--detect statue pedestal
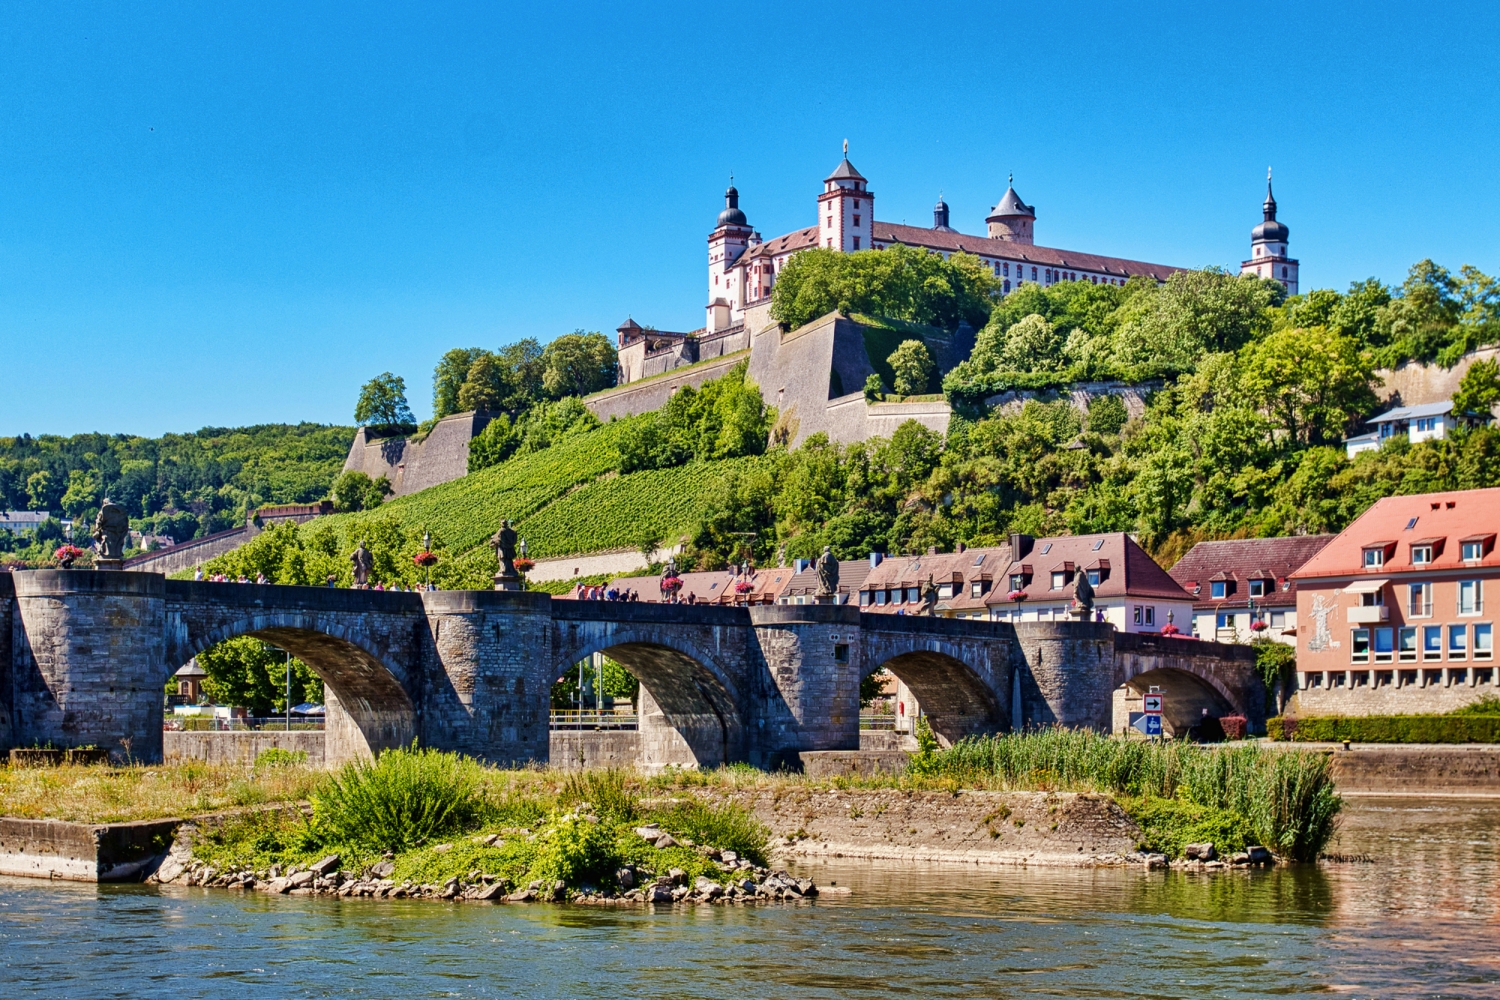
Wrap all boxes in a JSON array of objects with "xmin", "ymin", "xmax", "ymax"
[
  {"xmin": 813, "ymin": 593, "xmax": 838, "ymax": 605},
  {"xmin": 493, "ymin": 575, "xmax": 522, "ymax": 592},
  {"xmin": 1069, "ymin": 606, "xmax": 1090, "ymax": 621},
  {"xmin": 95, "ymin": 559, "xmax": 124, "ymax": 571}
]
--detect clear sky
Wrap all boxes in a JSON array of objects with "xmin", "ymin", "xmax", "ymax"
[{"xmin": 2, "ymin": 2, "xmax": 1497, "ymax": 437}]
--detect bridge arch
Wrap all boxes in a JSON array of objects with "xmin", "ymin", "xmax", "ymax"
[
  {"xmin": 172, "ymin": 612, "xmax": 416, "ymax": 764},
  {"xmin": 549, "ymin": 626, "xmax": 745, "ymax": 769},
  {"xmin": 864, "ymin": 636, "xmax": 1005, "ymax": 747},
  {"xmin": 1112, "ymin": 663, "xmax": 1240, "ymax": 738}
]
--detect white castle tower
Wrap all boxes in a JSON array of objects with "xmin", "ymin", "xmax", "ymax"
[
  {"xmin": 1240, "ymin": 169, "xmax": 1298, "ymax": 295},
  {"xmin": 816, "ymin": 140, "xmax": 873, "ymax": 252}
]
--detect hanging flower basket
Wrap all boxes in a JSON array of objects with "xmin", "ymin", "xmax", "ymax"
[
  {"xmin": 1007, "ymin": 590, "xmax": 1027, "ymax": 601},
  {"xmin": 734, "ymin": 580, "xmax": 754, "ymax": 594},
  {"xmin": 1249, "ymin": 619, "xmax": 1268, "ymax": 631},
  {"xmin": 1160, "ymin": 623, "xmax": 1182, "ymax": 636},
  {"xmin": 54, "ymin": 545, "xmax": 85, "ymax": 568},
  {"xmin": 413, "ymin": 550, "xmax": 439, "ymax": 568},
  {"xmin": 661, "ymin": 575, "xmax": 683, "ymax": 593},
  {"xmin": 514, "ymin": 557, "xmax": 535, "ymax": 574}
]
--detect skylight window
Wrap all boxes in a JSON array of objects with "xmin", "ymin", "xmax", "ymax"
[
  {"xmin": 1092, "ymin": 539, "xmax": 1105, "ymax": 550},
  {"xmin": 1405, "ymin": 517, "xmax": 1419, "ymax": 530},
  {"xmin": 1039, "ymin": 543, "xmax": 1053, "ymax": 555}
]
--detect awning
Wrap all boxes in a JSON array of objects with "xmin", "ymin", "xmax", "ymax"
[{"xmin": 1343, "ymin": 579, "xmax": 1388, "ymax": 594}]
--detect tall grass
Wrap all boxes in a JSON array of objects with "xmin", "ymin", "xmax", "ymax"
[
  {"xmin": 925, "ymin": 731, "xmax": 1341, "ymax": 861},
  {"xmin": 311, "ymin": 744, "xmax": 487, "ymax": 851}
]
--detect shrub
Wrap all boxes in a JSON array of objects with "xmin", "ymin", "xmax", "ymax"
[
  {"xmin": 648, "ymin": 799, "xmax": 771, "ymax": 866},
  {"xmin": 530, "ymin": 813, "xmax": 622, "ymax": 885},
  {"xmin": 560, "ymin": 769, "xmax": 639, "ymax": 824},
  {"xmin": 310, "ymin": 744, "xmax": 486, "ymax": 852},
  {"xmin": 1272, "ymin": 713, "xmax": 1500, "ymax": 743},
  {"xmin": 1122, "ymin": 797, "xmax": 1254, "ymax": 859},
  {"xmin": 254, "ymin": 748, "xmax": 308, "ymax": 768},
  {"xmin": 1219, "ymin": 715, "xmax": 1248, "ymax": 740}
]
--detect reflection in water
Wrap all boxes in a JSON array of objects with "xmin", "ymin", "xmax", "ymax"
[{"xmin": 0, "ymin": 796, "xmax": 1496, "ymax": 999}]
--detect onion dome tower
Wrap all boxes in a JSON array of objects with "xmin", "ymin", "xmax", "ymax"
[
  {"xmin": 933, "ymin": 193, "xmax": 956, "ymax": 232},
  {"xmin": 986, "ymin": 174, "xmax": 1036, "ymax": 244},
  {"xmin": 1239, "ymin": 168, "xmax": 1299, "ymax": 295},
  {"xmin": 707, "ymin": 176, "xmax": 754, "ymax": 330}
]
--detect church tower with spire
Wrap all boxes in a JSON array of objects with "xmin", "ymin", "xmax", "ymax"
[
  {"xmin": 1240, "ymin": 169, "xmax": 1298, "ymax": 295},
  {"xmin": 707, "ymin": 179, "xmax": 753, "ymax": 331}
]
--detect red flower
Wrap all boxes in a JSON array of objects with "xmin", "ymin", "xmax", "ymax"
[
  {"xmin": 413, "ymin": 551, "xmax": 439, "ymax": 568},
  {"xmin": 1160, "ymin": 623, "xmax": 1181, "ymax": 636},
  {"xmin": 1249, "ymin": 619, "xmax": 1268, "ymax": 631},
  {"xmin": 1007, "ymin": 590, "xmax": 1027, "ymax": 601},
  {"xmin": 53, "ymin": 545, "xmax": 84, "ymax": 565},
  {"xmin": 734, "ymin": 580, "xmax": 754, "ymax": 593},
  {"xmin": 514, "ymin": 558, "xmax": 535, "ymax": 573}
]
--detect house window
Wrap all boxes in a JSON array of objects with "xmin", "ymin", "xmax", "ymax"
[
  {"xmin": 1423, "ymin": 625, "xmax": 1443, "ymax": 660},
  {"xmin": 876, "ymin": 590, "xmax": 888, "ymax": 606},
  {"xmin": 1051, "ymin": 572, "xmax": 1066, "ymax": 590},
  {"xmin": 1133, "ymin": 606, "xmax": 1143, "ymax": 625},
  {"xmin": 1210, "ymin": 581, "xmax": 1227, "ymax": 599},
  {"xmin": 1003, "ymin": 263, "xmax": 1010, "ymax": 276},
  {"xmin": 1459, "ymin": 580, "xmax": 1482, "ymax": 615},
  {"xmin": 1031, "ymin": 267, "xmax": 1038, "ymax": 280},
  {"xmin": 852, "ymin": 237, "xmax": 861, "ymax": 250},
  {"xmin": 860, "ymin": 590, "xmax": 871, "ymax": 607},
  {"xmin": 1270, "ymin": 610, "xmax": 1287, "ymax": 628},
  {"xmin": 1144, "ymin": 607, "xmax": 1156, "ymax": 626},
  {"xmin": 1351, "ymin": 628, "xmax": 1371, "ymax": 663},
  {"xmin": 1409, "ymin": 582, "xmax": 1432, "ymax": 617},
  {"xmin": 971, "ymin": 581, "xmax": 984, "ymax": 598},
  {"xmin": 1087, "ymin": 570, "xmax": 1101, "ymax": 586},
  {"xmin": 1247, "ymin": 579, "xmax": 1264, "ymax": 597},
  {"xmin": 1373, "ymin": 626, "xmax": 1394, "ymax": 662},
  {"xmin": 1398, "ymin": 626, "xmax": 1417, "ymax": 661},
  {"xmin": 1411, "ymin": 545, "xmax": 1432, "ymax": 565},
  {"xmin": 1009, "ymin": 574, "xmax": 1025, "ymax": 592},
  {"xmin": 906, "ymin": 587, "xmax": 920, "ymax": 604},
  {"xmin": 1462, "ymin": 541, "xmax": 1483, "ymax": 561},
  {"xmin": 1476, "ymin": 623, "xmax": 1494, "ymax": 661},
  {"xmin": 1216, "ymin": 612, "xmax": 1233, "ymax": 628},
  {"xmin": 1449, "ymin": 624, "xmax": 1469, "ymax": 660},
  {"xmin": 1039, "ymin": 543, "xmax": 1052, "ymax": 555},
  {"xmin": 1363, "ymin": 547, "xmax": 1385, "ymax": 568}
]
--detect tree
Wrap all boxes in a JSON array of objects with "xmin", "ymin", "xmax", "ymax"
[
  {"xmin": 198, "ymin": 636, "xmax": 322, "ymax": 716},
  {"xmin": 997, "ymin": 314, "xmax": 1065, "ymax": 372},
  {"xmin": 25, "ymin": 470, "xmax": 52, "ymax": 511},
  {"xmin": 768, "ymin": 244, "xmax": 996, "ymax": 331},
  {"xmin": 59, "ymin": 469, "xmax": 102, "ymax": 520},
  {"xmin": 541, "ymin": 331, "xmax": 617, "ymax": 399},
  {"xmin": 330, "ymin": 470, "xmax": 392, "ymax": 513},
  {"xmin": 432, "ymin": 348, "xmax": 488, "ymax": 419},
  {"xmin": 1114, "ymin": 268, "xmax": 1282, "ymax": 378},
  {"xmin": 457, "ymin": 353, "xmax": 506, "ymax": 412},
  {"xmin": 1453, "ymin": 358, "xmax": 1500, "ymax": 425},
  {"xmin": 888, "ymin": 340, "xmax": 935, "ymax": 396},
  {"xmin": 354, "ymin": 372, "xmax": 415, "ymax": 427},
  {"xmin": 1086, "ymin": 393, "xmax": 1129, "ymax": 435},
  {"xmin": 863, "ymin": 373, "xmax": 884, "ymax": 402},
  {"xmin": 1241, "ymin": 326, "xmax": 1378, "ymax": 446}
]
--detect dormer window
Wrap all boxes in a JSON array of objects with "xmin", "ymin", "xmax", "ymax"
[
  {"xmin": 1050, "ymin": 571, "xmax": 1066, "ymax": 590},
  {"xmin": 1249, "ymin": 579, "xmax": 1266, "ymax": 597},
  {"xmin": 1087, "ymin": 570, "xmax": 1101, "ymax": 586},
  {"xmin": 1210, "ymin": 581, "xmax": 1228, "ymax": 599},
  {"xmin": 1412, "ymin": 545, "xmax": 1433, "ymax": 565},
  {"xmin": 1463, "ymin": 541, "xmax": 1484, "ymax": 561},
  {"xmin": 1364, "ymin": 547, "xmax": 1385, "ymax": 568},
  {"xmin": 1009, "ymin": 574, "xmax": 1025, "ymax": 592}
]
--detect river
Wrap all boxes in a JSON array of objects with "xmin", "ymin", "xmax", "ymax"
[{"xmin": 1, "ymin": 795, "xmax": 1496, "ymax": 999}]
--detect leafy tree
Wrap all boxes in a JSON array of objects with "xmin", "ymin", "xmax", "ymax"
[
  {"xmin": 495, "ymin": 338, "xmax": 546, "ymax": 410},
  {"xmin": 354, "ymin": 372, "xmax": 415, "ymax": 427},
  {"xmin": 457, "ymin": 353, "xmax": 506, "ymax": 412},
  {"xmin": 59, "ymin": 470, "xmax": 102, "ymax": 520},
  {"xmin": 466, "ymin": 413, "xmax": 519, "ymax": 472},
  {"xmin": 863, "ymin": 373, "xmax": 884, "ymax": 402},
  {"xmin": 1086, "ymin": 394, "xmax": 1129, "ymax": 435},
  {"xmin": 1114, "ymin": 269, "xmax": 1282, "ymax": 378},
  {"xmin": 541, "ymin": 331, "xmax": 617, "ymax": 399},
  {"xmin": 330, "ymin": 470, "xmax": 392, "ymax": 513},
  {"xmin": 769, "ymin": 244, "xmax": 997, "ymax": 331},
  {"xmin": 617, "ymin": 362, "xmax": 772, "ymax": 473},
  {"xmin": 197, "ymin": 636, "xmax": 322, "ymax": 716},
  {"xmin": 25, "ymin": 470, "xmax": 52, "ymax": 510},
  {"xmin": 1453, "ymin": 358, "xmax": 1500, "ymax": 425},
  {"xmin": 1240, "ymin": 326, "xmax": 1378, "ymax": 446},
  {"xmin": 887, "ymin": 340, "xmax": 935, "ymax": 396},
  {"xmin": 432, "ymin": 348, "xmax": 488, "ymax": 420}
]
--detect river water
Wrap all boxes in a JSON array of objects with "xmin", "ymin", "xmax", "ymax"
[{"xmin": 1, "ymin": 796, "xmax": 1497, "ymax": 999}]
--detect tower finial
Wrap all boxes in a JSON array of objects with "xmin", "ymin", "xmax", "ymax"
[
  {"xmin": 843, "ymin": 138, "xmax": 848, "ymax": 157},
  {"xmin": 1008, "ymin": 171, "xmax": 1013, "ymax": 186}
]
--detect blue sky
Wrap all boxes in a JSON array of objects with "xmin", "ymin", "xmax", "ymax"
[{"xmin": 2, "ymin": 2, "xmax": 1497, "ymax": 436}]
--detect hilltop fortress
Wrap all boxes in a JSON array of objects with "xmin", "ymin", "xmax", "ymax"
[{"xmin": 586, "ymin": 148, "xmax": 1297, "ymax": 447}]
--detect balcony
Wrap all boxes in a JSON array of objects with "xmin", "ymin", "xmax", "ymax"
[{"xmin": 1348, "ymin": 605, "xmax": 1390, "ymax": 624}]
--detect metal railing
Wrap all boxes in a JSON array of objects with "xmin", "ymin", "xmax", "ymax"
[
  {"xmin": 163, "ymin": 717, "xmax": 325, "ymax": 732},
  {"xmin": 859, "ymin": 712, "xmax": 896, "ymax": 730},
  {"xmin": 549, "ymin": 710, "xmax": 639, "ymax": 731}
]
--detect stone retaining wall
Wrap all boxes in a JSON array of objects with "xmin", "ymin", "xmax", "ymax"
[
  {"xmin": 0, "ymin": 816, "xmax": 181, "ymax": 882},
  {"xmin": 548, "ymin": 729, "xmax": 641, "ymax": 770},
  {"xmin": 164, "ymin": 730, "xmax": 327, "ymax": 767}
]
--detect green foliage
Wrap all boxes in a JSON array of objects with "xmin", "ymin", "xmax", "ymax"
[
  {"xmin": 1451, "ymin": 694, "xmax": 1500, "ymax": 716},
  {"xmin": 863, "ymin": 373, "xmax": 884, "ymax": 402},
  {"xmin": 1273, "ymin": 713, "xmax": 1500, "ymax": 743},
  {"xmin": 1086, "ymin": 394, "xmax": 1128, "ymax": 435},
  {"xmin": 467, "ymin": 398, "xmax": 601, "ymax": 474},
  {"xmin": 919, "ymin": 730, "xmax": 1340, "ymax": 861},
  {"xmin": 1240, "ymin": 326, "xmax": 1378, "ymax": 445},
  {"xmin": 1121, "ymin": 796, "xmax": 1254, "ymax": 859},
  {"xmin": 197, "ymin": 636, "xmax": 322, "ymax": 715},
  {"xmin": 649, "ymin": 799, "xmax": 770, "ymax": 865},
  {"xmin": 457, "ymin": 352, "xmax": 507, "ymax": 412},
  {"xmin": 541, "ymin": 331, "xmax": 618, "ymax": 399},
  {"xmin": 1453, "ymin": 358, "xmax": 1500, "ymax": 424},
  {"xmin": 1251, "ymin": 638, "xmax": 1297, "ymax": 691},
  {"xmin": 769, "ymin": 244, "xmax": 998, "ymax": 331},
  {"xmin": 354, "ymin": 372, "xmax": 415, "ymax": 427},
  {"xmin": 887, "ymin": 339, "xmax": 935, "ymax": 396},
  {"xmin": 311, "ymin": 744, "xmax": 487, "ymax": 852},
  {"xmin": 330, "ymin": 470, "xmax": 392, "ymax": 513},
  {"xmin": 616, "ymin": 362, "xmax": 772, "ymax": 473},
  {"xmin": 255, "ymin": 748, "xmax": 309, "ymax": 768},
  {"xmin": 530, "ymin": 813, "xmax": 622, "ymax": 885}
]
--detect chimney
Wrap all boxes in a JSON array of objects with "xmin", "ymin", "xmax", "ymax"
[
  {"xmin": 1009, "ymin": 533, "xmax": 1034, "ymax": 559},
  {"xmin": 956, "ymin": 542, "xmax": 966, "ymax": 553},
  {"xmin": 926, "ymin": 546, "xmax": 938, "ymax": 556},
  {"xmin": 869, "ymin": 552, "xmax": 883, "ymax": 568}
]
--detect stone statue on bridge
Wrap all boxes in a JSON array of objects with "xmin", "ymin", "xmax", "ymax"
[
  {"xmin": 917, "ymin": 575, "xmax": 938, "ymax": 616},
  {"xmin": 492, "ymin": 519, "xmax": 520, "ymax": 590},
  {"xmin": 815, "ymin": 546, "xmax": 839, "ymax": 601},
  {"xmin": 350, "ymin": 541, "xmax": 373, "ymax": 588},
  {"xmin": 91, "ymin": 498, "xmax": 130, "ymax": 568},
  {"xmin": 1072, "ymin": 569, "xmax": 1095, "ymax": 619}
]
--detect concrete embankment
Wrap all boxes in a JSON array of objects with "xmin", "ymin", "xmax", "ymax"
[
  {"xmin": 1314, "ymin": 744, "xmax": 1500, "ymax": 795},
  {"xmin": 0, "ymin": 816, "xmax": 181, "ymax": 882}
]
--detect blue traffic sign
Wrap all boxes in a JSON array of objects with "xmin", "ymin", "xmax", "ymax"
[{"xmin": 1145, "ymin": 714, "xmax": 1163, "ymax": 736}]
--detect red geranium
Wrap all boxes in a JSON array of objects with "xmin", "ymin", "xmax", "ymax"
[
  {"xmin": 54, "ymin": 545, "xmax": 85, "ymax": 567},
  {"xmin": 1249, "ymin": 619, "xmax": 1268, "ymax": 631},
  {"xmin": 514, "ymin": 557, "xmax": 535, "ymax": 573},
  {"xmin": 1160, "ymin": 623, "xmax": 1181, "ymax": 635},
  {"xmin": 413, "ymin": 550, "xmax": 439, "ymax": 568},
  {"xmin": 734, "ymin": 580, "xmax": 754, "ymax": 593},
  {"xmin": 1007, "ymin": 590, "xmax": 1027, "ymax": 601}
]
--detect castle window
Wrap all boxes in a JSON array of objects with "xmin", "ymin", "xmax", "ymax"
[
  {"xmin": 1282, "ymin": 267, "xmax": 1288, "ymax": 278},
  {"xmin": 853, "ymin": 215, "xmax": 860, "ymax": 227},
  {"xmin": 1003, "ymin": 263, "xmax": 1009, "ymax": 276},
  {"xmin": 1003, "ymin": 280, "xmax": 1011, "ymax": 293},
  {"xmin": 853, "ymin": 237, "xmax": 860, "ymax": 249},
  {"xmin": 1032, "ymin": 267, "xmax": 1038, "ymax": 280},
  {"xmin": 854, "ymin": 200, "xmax": 860, "ymax": 209}
]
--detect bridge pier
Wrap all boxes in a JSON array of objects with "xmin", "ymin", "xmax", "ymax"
[
  {"xmin": 11, "ymin": 571, "xmax": 168, "ymax": 763},
  {"xmin": 1012, "ymin": 621, "xmax": 1118, "ymax": 731},
  {"xmin": 748, "ymin": 604, "xmax": 863, "ymax": 767}
]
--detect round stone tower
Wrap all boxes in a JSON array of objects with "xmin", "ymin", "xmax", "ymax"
[{"xmin": 986, "ymin": 174, "xmax": 1036, "ymax": 244}]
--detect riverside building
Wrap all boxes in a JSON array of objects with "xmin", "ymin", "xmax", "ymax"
[{"xmin": 1289, "ymin": 488, "xmax": 1500, "ymax": 714}]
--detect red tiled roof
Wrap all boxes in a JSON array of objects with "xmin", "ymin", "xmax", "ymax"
[
  {"xmin": 593, "ymin": 567, "xmax": 795, "ymax": 605},
  {"xmin": 873, "ymin": 223, "xmax": 1183, "ymax": 280},
  {"xmin": 857, "ymin": 546, "xmax": 1010, "ymax": 614},
  {"xmin": 1167, "ymin": 535, "xmax": 1334, "ymax": 609},
  {"xmin": 779, "ymin": 559, "xmax": 875, "ymax": 601},
  {"xmin": 1291, "ymin": 489, "xmax": 1500, "ymax": 579},
  {"xmin": 985, "ymin": 533, "xmax": 1190, "ymax": 606}
]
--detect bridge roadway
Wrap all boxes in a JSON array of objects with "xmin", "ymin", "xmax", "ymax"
[{"xmin": 0, "ymin": 571, "xmax": 1262, "ymax": 767}]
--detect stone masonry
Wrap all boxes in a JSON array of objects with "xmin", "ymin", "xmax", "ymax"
[{"xmin": 3, "ymin": 570, "xmax": 1263, "ymax": 767}]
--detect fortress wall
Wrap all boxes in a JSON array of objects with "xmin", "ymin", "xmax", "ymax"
[
  {"xmin": 1377, "ymin": 347, "xmax": 1498, "ymax": 407},
  {"xmin": 583, "ymin": 351, "xmax": 748, "ymax": 422},
  {"xmin": 341, "ymin": 410, "xmax": 494, "ymax": 498}
]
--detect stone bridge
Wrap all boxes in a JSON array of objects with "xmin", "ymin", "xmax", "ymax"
[{"xmin": 0, "ymin": 571, "xmax": 1262, "ymax": 767}]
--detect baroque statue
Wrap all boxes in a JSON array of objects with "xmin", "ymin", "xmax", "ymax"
[
  {"xmin": 350, "ymin": 541, "xmax": 373, "ymax": 588},
  {"xmin": 1073, "ymin": 569, "xmax": 1095, "ymax": 615},
  {"xmin": 91, "ymin": 498, "xmax": 130, "ymax": 564},
  {"xmin": 918, "ymin": 575, "xmax": 938, "ymax": 616},
  {"xmin": 815, "ymin": 546, "xmax": 839, "ymax": 597},
  {"xmin": 492, "ymin": 520, "xmax": 519, "ymax": 581}
]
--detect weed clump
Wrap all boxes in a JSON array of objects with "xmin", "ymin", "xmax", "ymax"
[{"xmin": 311, "ymin": 743, "xmax": 486, "ymax": 852}]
